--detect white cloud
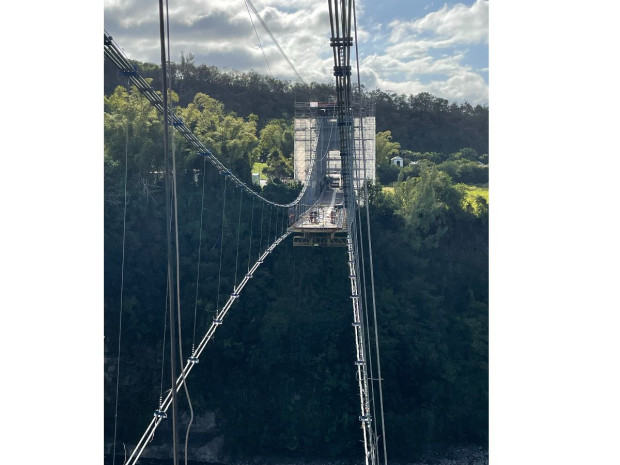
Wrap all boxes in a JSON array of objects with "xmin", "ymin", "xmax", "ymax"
[
  {"xmin": 104, "ymin": 0, "xmax": 488, "ymax": 104},
  {"xmin": 389, "ymin": 0, "xmax": 489, "ymax": 46},
  {"xmin": 363, "ymin": 68, "xmax": 487, "ymax": 105},
  {"xmin": 360, "ymin": 49, "xmax": 487, "ymax": 104},
  {"xmin": 360, "ymin": 0, "xmax": 489, "ymax": 104}
]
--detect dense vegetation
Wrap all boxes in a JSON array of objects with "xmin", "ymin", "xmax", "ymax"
[
  {"xmin": 105, "ymin": 54, "xmax": 488, "ymax": 155},
  {"xmin": 104, "ymin": 58, "xmax": 488, "ymax": 462}
]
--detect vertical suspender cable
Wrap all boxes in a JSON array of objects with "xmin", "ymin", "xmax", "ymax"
[
  {"xmin": 357, "ymin": 204, "xmax": 379, "ymax": 448},
  {"xmin": 233, "ymin": 189, "xmax": 244, "ymax": 289},
  {"xmin": 329, "ymin": 2, "xmax": 378, "ymax": 464},
  {"xmin": 157, "ymin": 1, "xmax": 179, "ymax": 462},
  {"xmin": 267, "ymin": 205, "xmax": 273, "ymax": 252},
  {"xmin": 353, "ymin": 2, "xmax": 387, "ymax": 463},
  {"xmin": 247, "ymin": 196, "xmax": 255, "ymax": 272},
  {"xmin": 164, "ymin": 3, "xmax": 195, "ymax": 462},
  {"xmin": 192, "ymin": 157, "xmax": 208, "ymax": 351},
  {"xmin": 258, "ymin": 200, "xmax": 265, "ymax": 259},
  {"xmin": 164, "ymin": 0, "xmax": 187, "ymax": 377},
  {"xmin": 111, "ymin": 76, "xmax": 131, "ymax": 465},
  {"xmin": 216, "ymin": 178, "xmax": 229, "ymax": 312},
  {"xmin": 159, "ymin": 277, "xmax": 169, "ymax": 409},
  {"xmin": 165, "ymin": 2, "xmax": 197, "ymax": 455}
]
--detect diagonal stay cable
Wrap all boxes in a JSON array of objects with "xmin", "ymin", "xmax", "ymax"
[
  {"xmin": 244, "ymin": 0, "xmax": 305, "ymax": 84},
  {"xmin": 244, "ymin": 0, "xmax": 273, "ymax": 77}
]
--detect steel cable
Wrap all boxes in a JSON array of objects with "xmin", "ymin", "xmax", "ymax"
[
  {"xmin": 111, "ymin": 76, "xmax": 131, "ymax": 465},
  {"xmin": 244, "ymin": 0, "xmax": 272, "ymax": 77},
  {"xmin": 247, "ymin": 196, "xmax": 256, "ymax": 272},
  {"xmin": 192, "ymin": 157, "xmax": 208, "ymax": 352},
  {"xmin": 353, "ymin": 2, "xmax": 387, "ymax": 463},
  {"xmin": 233, "ymin": 189, "xmax": 244, "ymax": 289},
  {"xmin": 216, "ymin": 178, "xmax": 229, "ymax": 313}
]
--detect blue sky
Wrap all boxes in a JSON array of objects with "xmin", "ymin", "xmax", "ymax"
[{"xmin": 104, "ymin": 0, "xmax": 488, "ymax": 105}]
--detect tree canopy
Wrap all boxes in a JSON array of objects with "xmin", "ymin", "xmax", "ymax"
[{"xmin": 104, "ymin": 60, "xmax": 488, "ymax": 462}]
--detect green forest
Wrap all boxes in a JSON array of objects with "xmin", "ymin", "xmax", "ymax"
[{"xmin": 104, "ymin": 58, "xmax": 488, "ymax": 462}]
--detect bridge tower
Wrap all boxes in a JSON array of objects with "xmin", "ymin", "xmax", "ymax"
[
  {"xmin": 291, "ymin": 100, "xmax": 375, "ymax": 247},
  {"xmin": 294, "ymin": 100, "xmax": 375, "ymax": 197}
]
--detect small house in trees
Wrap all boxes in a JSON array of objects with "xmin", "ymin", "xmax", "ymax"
[{"xmin": 390, "ymin": 155, "xmax": 403, "ymax": 167}]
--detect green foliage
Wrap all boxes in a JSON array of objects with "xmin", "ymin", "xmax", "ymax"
[
  {"xmin": 376, "ymin": 130, "xmax": 401, "ymax": 166},
  {"xmin": 104, "ymin": 70, "xmax": 488, "ymax": 462},
  {"xmin": 252, "ymin": 161, "xmax": 268, "ymax": 181},
  {"xmin": 394, "ymin": 162, "xmax": 461, "ymax": 248},
  {"xmin": 104, "ymin": 84, "xmax": 164, "ymax": 178},
  {"xmin": 369, "ymin": 90, "xmax": 489, "ymax": 155},
  {"xmin": 456, "ymin": 184, "xmax": 489, "ymax": 217},
  {"xmin": 252, "ymin": 119, "xmax": 295, "ymax": 181},
  {"xmin": 437, "ymin": 158, "xmax": 488, "ymax": 185},
  {"xmin": 254, "ymin": 119, "xmax": 293, "ymax": 161},
  {"xmin": 411, "ymin": 150, "xmax": 446, "ymax": 164},
  {"xmin": 176, "ymin": 93, "xmax": 258, "ymax": 179},
  {"xmin": 376, "ymin": 163, "xmax": 400, "ymax": 185},
  {"xmin": 397, "ymin": 163, "xmax": 422, "ymax": 182},
  {"xmin": 105, "ymin": 59, "xmax": 488, "ymax": 156},
  {"xmin": 262, "ymin": 150, "xmax": 293, "ymax": 181}
]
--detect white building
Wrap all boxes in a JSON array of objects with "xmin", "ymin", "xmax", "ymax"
[{"xmin": 391, "ymin": 155, "xmax": 404, "ymax": 167}]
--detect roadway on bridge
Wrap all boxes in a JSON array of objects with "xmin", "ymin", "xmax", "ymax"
[{"xmin": 291, "ymin": 187, "xmax": 345, "ymax": 232}]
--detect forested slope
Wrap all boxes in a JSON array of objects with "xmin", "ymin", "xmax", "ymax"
[
  {"xmin": 104, "ymin": 56, "xmax": 488, "ymax": 155},
  {"xmin": 104, "ymin": 59, "xmax": 488, "ymax": 462}
]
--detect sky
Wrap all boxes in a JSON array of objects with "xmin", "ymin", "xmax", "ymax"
[{"xmin": 104, "ymin": 0, "xmax": 489, "ymax": 105}]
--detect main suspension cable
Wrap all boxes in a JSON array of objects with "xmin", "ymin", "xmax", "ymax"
[{"xmin": 105, "ymin": 31, "xmax": 319, "ymax": 211}]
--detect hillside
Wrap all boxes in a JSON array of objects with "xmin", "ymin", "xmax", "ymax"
[
  {"xmin": 104, "ymin": 59, "xmax": 488, "ymax": 463},
  {"xmin": 104, "ymin": 56, "xmax": 488, "ymax": 155}
]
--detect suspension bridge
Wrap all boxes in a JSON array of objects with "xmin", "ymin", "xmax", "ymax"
[{"xmin": 104, "ymin": 1, "xmax": 387, "ymax": 464}]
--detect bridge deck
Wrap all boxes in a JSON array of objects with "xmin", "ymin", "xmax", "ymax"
[{"xmin": 290, "ymin": 188, "xmax": 346, "ymax": 232}]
